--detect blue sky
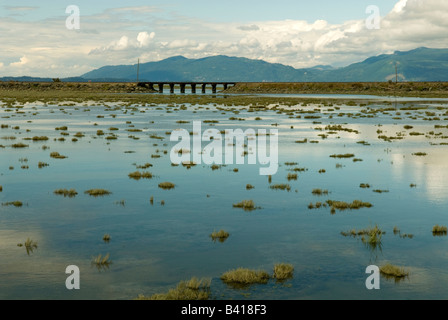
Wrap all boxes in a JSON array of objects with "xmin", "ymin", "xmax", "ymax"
[
  {"xmin": 1, "ymin": 0, "xmax": 447, "ymax": 77},
  {"xmin": 2, "ymin": 1, "xmax": 396, "ymax": 23}
]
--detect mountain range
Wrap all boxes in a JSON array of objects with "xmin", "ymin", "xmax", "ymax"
[{"xmin": 3, "ymin": 47, "xmax": 448, "ymax": 83}]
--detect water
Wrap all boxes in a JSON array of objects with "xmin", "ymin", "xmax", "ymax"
[{"xmin": 0, "ymin": 97, "xmax": 447, "ymax": 300}]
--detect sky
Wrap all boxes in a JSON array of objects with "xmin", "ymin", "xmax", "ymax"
[{"xmin": 1, "ymin": 0, "xmax": 448, "ymax": 77}]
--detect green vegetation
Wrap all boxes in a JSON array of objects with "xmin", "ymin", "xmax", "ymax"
[
  {"xmin": 210, "ymin": 230, "xmax": 230, "ymax": 242},
  {"xmin": 50, "ymin": 152, "xmax": 67, "ymax": 159},
  {"xmin": 54, "ymin": 189, "xmax": 78, "ymax": 198},
  {"xmin": 85, "ymin": 189, "xmax": 112, "ymax": 197},
  {"xmin": 92, "ymin": 253, "xmax": 112, "ymax": 270},
  {"xmin": 327, "ymin": 200, "xmax": 373, "ymax": 211},
  {"xmin": 312, "ymin": 189, "xmax": 329, "ymax": 195},
  {"xmin": 103, "ymin": 234, "xmax": 111, "ymax": 242},
  {"xmin": 273, "ymin": 264, "xmax": 294, "ymax": 281},
  {"xmin": 330, "ymin": 154, "xmax": 355, "ymax": 159},
  {"xmin": 2, "ymin": 201, "xmax": 23, "ymax": 207},
  {"xmin": 128, "ymin": 171, "xmax": 153, "ymax": 180},
  {"xmin": 432, "ymin": 225, "xmax": 447, "ymax": 236},
  {"xmin": 270, "ymin": 184, "xmax": 291, "ymax": 191},
  {"xmin": 233, "ymin": 200, "xmax": 257, "ymax": 211},
  {"xmin": 380, "ymin": 264, "xmax": 409, "ymax": 280},
  {"xmin": 136, "ymin": 277, "xmax": 211, "ymax": 300},
  {"xmin": 158, "ymin": 182, "xmax": 176, "ymax": 190},
  {"xmin": 220, "ymin": 268, "xmax": 270, "ymax": 286}
]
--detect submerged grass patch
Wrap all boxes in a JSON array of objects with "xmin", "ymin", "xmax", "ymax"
[
  {"xmin": 136, "ymin": 277, "xmax": 211, "ymax": 300},
  {"xmin": 158, "ymin": 182, "xmax": 175, "ymax": 190},
  {"xmin": 210, "ymin": 230, "xmax": 230, "ymax": 242},
  {"xmin": 221, "ymin": 268, "xmax": 270, "ymax": 286},
  {"xmin": 233, "ymin": 200, "xmax": 257, "ymax": 211},
  {"xmin": 380, "ymin": 264, "xmax": 409, "ymax": 280},
  {"xmin": 54, "ymin": 189, "xmax": 78, "ymax": 198},
  {"xmin": 128, "ymin": 171, "xmax": 153, "ymax": 180},
  {"xmin": 85, "ymin": 189, "xmax": 112, "ymax": 197},
  {"xmin": 270, "ymin": 184, "xmax": 291, "ymax": 191},
  {"xmin": 432, "ymin": 225, "xmax": 447, "ymax": 236},
  {"xmin": 91, "ymin": 253, "xmax": 112, "ymax": 270},
  {"xmin": 50, "ymin": 152, "xmax": 67, "ymax": 159},
  {"xmin": 327, "ymin": 200, "xmax": 373, "ymax": 211},
  {"xmin": 2, "ymin": 201, "xmax": 23, "ymax": 207},
  {"xmin": 273, "ymin": 263, "xmax": 294, "ymax": 281}
]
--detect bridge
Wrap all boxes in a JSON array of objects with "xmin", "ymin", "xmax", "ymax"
[{"xmin": 137, "ymin": 82, "xmax": 237, "ymax": 94}]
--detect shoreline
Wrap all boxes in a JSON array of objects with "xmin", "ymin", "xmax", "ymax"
[{"xmin": 1, "ymin": 81, "xmax": 448, "ymax": 101}]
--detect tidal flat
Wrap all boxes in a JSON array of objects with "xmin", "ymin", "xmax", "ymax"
[{"xmin": 1, "ymin": 88, "xmax": 448, "ymax": 300}]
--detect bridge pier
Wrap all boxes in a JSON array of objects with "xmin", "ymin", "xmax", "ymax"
[
  {"xmin": 169, "ymin": 83, "xmax": 175, "ymax": 94},
  {"xmin": 158, "ymin": 83, "xmax": 164, "ymax": 93},
  {"xmin": 191, "ymin": 84, "xmax": 197, "ymax": 94},
  {"xmin": 202, "ymin": 84, "xmax": 207, "ymax": 94},
  {"xmin": 212, "ymin": 84, "xmax": 217, "ymax": 94},
  {"xmin": 180, "ymin": 84, "xmax": 186, "ymax": 94}
]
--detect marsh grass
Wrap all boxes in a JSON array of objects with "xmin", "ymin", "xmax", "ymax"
[
  {"xmin": 432, "ymin": 225, "xmax": 448, "ymax": 236},
  {"xmin": 158, "ymin": 182, "xmax": 175, "ymax": 190},
  {"xmin": 136, "ymin": 277, "xmax": 211, "ymax": 300},
  {"xmin": 270, "ymin": 184, "xmax": 291, "ymax": 191},
  {"xmin": 341, "ymin": 225, "xmax": 384, "ymax": 251},
  {"xmin": 2, "ymin": 201, "xmax": 23, "ymax": 207},
  {"xmin": 92, "ymin": 253, "xmax": 112, "ymax": 271},
  {"xmin": 210, "ymin": 230, "xmax": 230, "ymax": 243},
  {"xmin": 54, "ymin": 189, "xmax": 78, "ymax": 198},
  {"xmin": 312, "ymin": 189, "xmax": 329, "ymax": 196},
  {"xmin": 50, "ymin": 152, "xmax": 67, "ymax": 159},
  {"xmin": 273, "ymin": 263, "xmax": 294, "ymax": 281},
  {"xmin": 233, "ymin": 200, "xmax": 257, "ymax": 211},
  {"xmin": 287, "ymin": 173, "xmax": 298, "ymax": 181},
  {"xmin": 380, "ymin": 264, "xmax": 409, "ymax": 282},
  {"xmin": 128, "ymin": 171, "xmax": 153, "ymax": 180},
  {"xmin": 327, "ymin": 200, "xmax": 373, "ymax": 211},
  {"xmin": 330, "ymin": 153, "xmax": 355, "ymax": 159},
  {"xmin": 246, "ymin": 184, "xmax": 255, "ymax": 190},
  {"xmin": 103, "ymin": 234, "xmax": 111, "ymax": 243},
  {"xmin": 11, "ymin": 143, "xmax": 29, "ymax": 148},
  {"xmin": 21, "ymin": 238, "xmax": 38, "ymax": 255},
  {"xmin": 220, "ymin": 268, "xmax": 270, "ymax": 287},
  {"xmin": 85, "ymin": 189, "xmax": 112, "ymax": 197}
]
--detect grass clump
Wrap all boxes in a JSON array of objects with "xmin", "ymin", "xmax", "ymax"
[
  {"xmin": 270, "ymin": 184, "xmax": 291, "ymax": 191},
  {"xmin": 50, "ymin": 152, "xmax": 67, "ymax": 159},
  {"xmin": 432, "ymin": 225, "xmax": 447, "ymax": 236},
  {"xmin": 210, "ymin": 230, "xmax": 230, "ymax": 242},
  {"xmin": 92, "ymin": 253, "xmax": 112, "ymax": 270},
  {"xmin": 11, "ymin": 143, "xmax": 29, "ymax": 148},
  {"xmin": 327, "ymin": 200, "xmax": 373, "ymax": 211},
  {"xmin": 233, "ymin": 200, "xmax": 257, "ymax": 211},
  {"xmin": 2, "ymin": 201, "xmax": 23, "ymax": 207},
  {"xmin": 312, "ymin": 189, "xmax": 329, "ymax": 195},
  {"xmin": 380, "ymin": 264, "xmax": 409, "ymax": 280},
  {"xmin": 85, "ymin": 189, "xmax": 112, "ymax": 197},
  {"xmin": 54, "ymin": 189, "xmax": 78, "ymax": 198},
  {"xmin": 103, "ymin": 234, "xmax": 111, "ymax": 242},
  {"xmin": 412, "ymin": 152, "xmax": 427, "ymax": 156},
  {"xmin": 19, "ymin": 238, "xmax": 38, "ymax": 255},
  {"xmin": 128, "ymin": 171, "xmax": 153, "ymax": 180},
  {"xmin": 136, "ymin": 277, "xmax": 211, "ymax": 300},
  {"xmin": 330, "ymin": 153, "xmax": 355, "ymax": 159},
  {"xmin": 158, "ymin": 182, "xmax": 175, "ymax": 190},
  {"xmin": 246, "ymin": 184, "xmax": 255, "ymax": 190},
  {"xmin": 221, "ymin": 268, "xmax": 270, "ymax": 286},
  {"xmin": 273, "ymin": 263, "xmax": 294, "ymax": 281}
]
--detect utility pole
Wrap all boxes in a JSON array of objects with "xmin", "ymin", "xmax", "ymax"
[
  {"xmin": 137, "ymin": 58, "xmax": 140, "ymax": 83},
  {"xmin": 395, "ymin": 62, "xmax": 398, "ymax": 84}
]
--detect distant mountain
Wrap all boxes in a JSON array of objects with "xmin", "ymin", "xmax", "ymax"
[
  {"xmin": 80, "ymin": 47, "xmax": 448, "ymax": 82},
  {"xmin": 2, "ymin": 47, "xmax": 447, "ymax": 83}
]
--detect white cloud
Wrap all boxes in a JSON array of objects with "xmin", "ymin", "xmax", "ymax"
[{"xmin": 1, "ymin": 0, "xmax": 448, "ymax": 77}]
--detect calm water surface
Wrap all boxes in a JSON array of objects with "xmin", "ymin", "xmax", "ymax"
[{"xmin": 0, "ymin": 96, "xmax": 447, "ymax": 300}]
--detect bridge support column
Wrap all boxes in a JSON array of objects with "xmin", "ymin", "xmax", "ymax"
[
  {"xmin": 212, "ymin": 84, "xmax": 217, "ymax": 94},
  {"xmin": 180, "ymin": 84, "xmax": 186, "ymax": 94},
  {"xmin": 223, "ymin": 84, "xmax": 228, "ymax": 90},
  {"xmin": 158, "ymin": 83, "xmax": 164, "ymax": 93},
  {"xmin": 191, "ymin": 84, "xmax": 196, "ymax": 94},
  {"xmin": 202, "ymin": 84, "xmax": 207, "ymax": 94},
  {"xmin": 148, "ymin": 83, "xmax": 155, "ymax": 91},
  {"xmin": 169, "ymin": 83, "xmax": 175, "ymax": 94}
]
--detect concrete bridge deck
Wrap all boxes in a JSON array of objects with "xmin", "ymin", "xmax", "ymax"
[{"xmin": 137, "ymin": 82, "xmax": 237, "ymax": 93}]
